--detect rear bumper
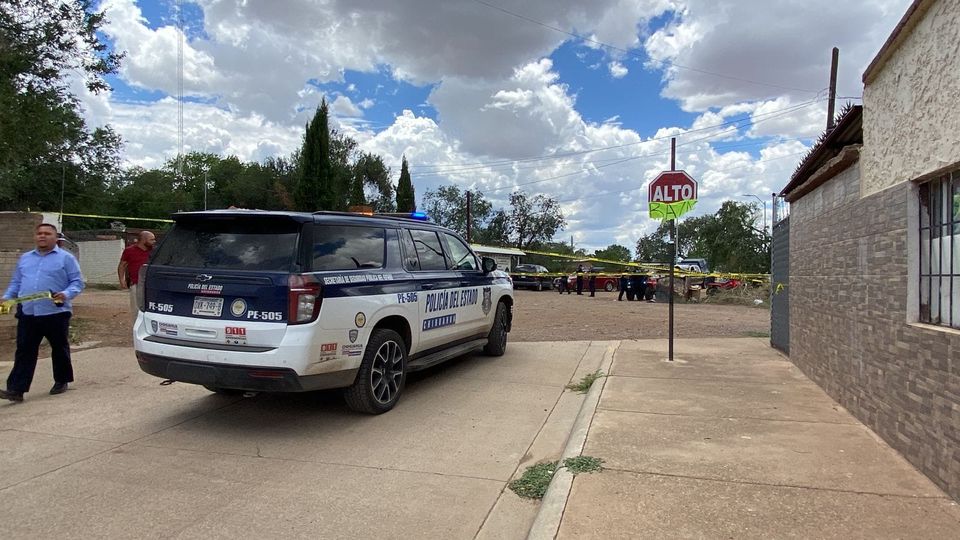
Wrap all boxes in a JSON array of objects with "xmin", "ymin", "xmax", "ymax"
[{"xmin": 135, "ymin": 351, "xmax": 358, "ymax": 392}]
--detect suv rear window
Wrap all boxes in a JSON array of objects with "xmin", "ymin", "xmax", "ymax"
[
  {"xmin": 152, "ymin": 218, "xmax": 301, "ymax": 271},
  {"xmin": 312, "ymin": 225, "xmax": 385, "ymax": 270}
]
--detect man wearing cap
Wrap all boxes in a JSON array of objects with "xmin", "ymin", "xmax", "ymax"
[
  {"xmin": 118, "ymin": 231, "xmax": 156, "ymax": 318},
  {"xmin": 0, "ymin": 223, "xmax": 85, "ymax": 402}
]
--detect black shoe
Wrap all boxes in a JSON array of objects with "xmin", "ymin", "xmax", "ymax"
[
  {"xmin": 50, "ymin": 382, "xmax": 68, "ymax": 395},
  {"xmin": 0, "ymin": 389, "xmax": 24, "ymax": 402}
]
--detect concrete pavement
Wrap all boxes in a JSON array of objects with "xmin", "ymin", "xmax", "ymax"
[
  {"xmin": 0, "ymin": 341, "xmax": 609, "ymax": 539},
  {"xmin": 535, "ymin": 338, "xmax": 960, "ymax": 539}
]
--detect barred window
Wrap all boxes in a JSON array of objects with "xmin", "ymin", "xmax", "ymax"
[{"xmin": 919, "ymin": 171, "xmax": 960, "ymax": 328}]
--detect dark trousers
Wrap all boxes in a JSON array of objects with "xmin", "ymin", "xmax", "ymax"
[
  {"xmin": 576, "ymin": 276, "xmax": 583, "ymax": 295},
  {"xmin": 7, "ymin": 312, "xmax": 73, "ymax": 393}
]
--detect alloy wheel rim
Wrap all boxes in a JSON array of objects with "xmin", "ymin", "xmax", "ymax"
[{"xmin": 370, "ymin": 340, "xmax": 403, "ymax": 404}]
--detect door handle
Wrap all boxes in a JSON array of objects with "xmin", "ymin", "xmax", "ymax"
[
  {"xmin": 421, "ymin": 283, "xmax": 436, "ymax": 290},
  {"xmin": 460, "ymin": 281, "xmax": 472, "ymax": 287}
]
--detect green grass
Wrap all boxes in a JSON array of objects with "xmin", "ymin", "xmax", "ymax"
[
  {"xmin": 68, "ymin": 317, "xmax": 88, "ymax": 345},
  {"xmin": 563, "ymin": 456, "xmax": 604, "ymax": 474},
  {"xmin": 565, "ymin": 370, "xmax": 605, "ymax": 393},
  {"xmin": 509, "ymin": 461, "xmax": 558, "ymax": 499},
  {"xmin": 743, "ymin": 330, "xmax": 770, "ymax": 338}
]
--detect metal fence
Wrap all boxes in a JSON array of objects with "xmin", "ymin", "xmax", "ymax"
[{"xmin": 770, "ymin": 216, "xmax": 789, "ymax": 353}]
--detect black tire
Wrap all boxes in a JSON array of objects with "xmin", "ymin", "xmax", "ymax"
[
  {"xmin": 483, "ymin": 302, "xmax": 509, "ymax": 356},
  {"xmin": 604, "ymin": 281, "xmax": 615, "ymax": 292},
  {"xmin": 203, "ymin": 386, "xmax": 243, "ymax": 396},
  {"xmin": 343, "ymin": 328, "xmax": 407, "ymax": 414}
]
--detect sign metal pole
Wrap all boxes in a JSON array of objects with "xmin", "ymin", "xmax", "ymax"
[{"xmin": 668, "ymin": 138, "xmax": 675, "ymax": 362}]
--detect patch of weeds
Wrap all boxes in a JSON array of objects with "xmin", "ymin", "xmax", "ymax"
[
  {"xmin": 565, "ymin": 370, "xmax": 604, "ymax": 393},
  {"xmin": 86, "ymin": 283, "xmax": 121, "ymax": 291},
  {"xmin": 509, "ymin": 461, "xmax": 558, "ymax": 499},
  {"xmin": 743, "ymin": 331, "xmax": 770, "ymax": 338},
  {"xmin": 68, "ymin": 317, "xmax": 88, "ymax": 345},
  {"xmin": 563, "ymin": 455, "xmax": 604, "ymax": 475}
]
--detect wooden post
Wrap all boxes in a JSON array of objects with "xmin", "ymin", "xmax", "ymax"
[{"xmin": 827, "ymin": 47, "xmax": 839, "ymax": 130}]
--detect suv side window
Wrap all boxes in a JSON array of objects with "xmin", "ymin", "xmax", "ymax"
[
  {"xmin": 312, "ymin": 225, "xmax": 385, "ymax": 270},
  {"xmin": 442, "ymin": 233, "xmax": 479, "ymax": 271},
  {"xmin": 410, "ymin": 229, "xmax": 448, "ymax": 271},
  {"xmin": 399, "ymin": 229, "xmax": 421, "ymax": 271}
]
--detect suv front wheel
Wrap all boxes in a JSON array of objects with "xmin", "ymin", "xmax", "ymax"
[
  {"xmin": 483, "ymin": 302, "xmax": 509, "ymax": 356},
  {"xmin": 344, "ymin": 329, "xmax": 407, "ymax": 414}
]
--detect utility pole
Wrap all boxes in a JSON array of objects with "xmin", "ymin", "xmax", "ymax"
[
  {"xmin": 465, "ymin": 190, "xmax": 472, "ymax": 243},
  {"xmin": 827, "ymin": 47, "xmax": 839, "ymax": 130},
  {"xmin": 204, "ymin": 169, "xmax": 208, "ymax": 210},
  {"xmin": 668, "ymin": 137, "xmax": 676, "ymax": 362}
]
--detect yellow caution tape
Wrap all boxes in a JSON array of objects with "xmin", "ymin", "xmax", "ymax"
[
  {"xmin": 56, "ymin": 212, "xmax": 174, "ymax": 224},
  {"xmin": 0, "ymin": 292, "xmax": 54, "ymax": 315},
  {"xmin": 516, "ymin": 248, "xmax": 771, "ymax": 281}
]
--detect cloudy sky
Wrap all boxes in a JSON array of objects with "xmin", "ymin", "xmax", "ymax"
[{"xmin": 83, "ymin": 0, "xmax": 910, "ymax": 252}]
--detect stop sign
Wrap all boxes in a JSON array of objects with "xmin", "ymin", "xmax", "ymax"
[
  {"xmin": 648, "ymin": 170, "xmax": 698, "ymax": 220},
  {"xmin": 649, "ymin": 170, "xmax": 697, "ymax": 203}
]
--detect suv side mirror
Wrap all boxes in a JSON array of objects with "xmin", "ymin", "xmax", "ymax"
[{"xmin": 481, "ymin": 257, "xmax": 497, "ymax": 274}]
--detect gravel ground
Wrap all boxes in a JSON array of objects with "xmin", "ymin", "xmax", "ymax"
[{"xmin": 67, "ymin": 288, "xmax": 771, "ymax": 348}]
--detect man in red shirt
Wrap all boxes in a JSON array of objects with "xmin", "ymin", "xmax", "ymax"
[{"xmin": 118, "ymin": 231, "xmax": 156, "ymax": 318}]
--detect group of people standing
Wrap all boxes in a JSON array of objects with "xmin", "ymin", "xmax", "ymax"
[
  {"xmin": 1, "ymin": 225, "xmax": 155, "ymax": 403},
  {"xmin": 555, "ymin": 264, "xmax": 654, "ymax": 301}
]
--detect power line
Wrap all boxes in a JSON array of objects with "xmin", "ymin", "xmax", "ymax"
[
  {"xmin": 470, "ymin": 98, "xmax": 822, "ymax": 193},
  {"xmin": 552, "ymin": 150, "xmax": 809, "ymax": 204},
  {"xmin": 469, "ymin": 0, "xmax": 823, "ymax": 94},
  {"xmin": 412, "ymin": 95, "xmax": 825, "ymax": 175}
]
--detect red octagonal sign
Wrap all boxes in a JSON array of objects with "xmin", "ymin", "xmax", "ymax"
[
  {"xmin": 648, "ymin": 170, "xmax": 698, "ymax": 220},
  {"xmin": 649, "ymin": 170, "xmax": 697, "ymax": 203}
]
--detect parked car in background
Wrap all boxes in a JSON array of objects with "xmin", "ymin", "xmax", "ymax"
[
  {"xmin": 556, "ymin": 268, "xmax": 620, "ymax": 292},
  {"xmin": 511, "ymin": 264, "xmax": 553, "ymax": 291}
]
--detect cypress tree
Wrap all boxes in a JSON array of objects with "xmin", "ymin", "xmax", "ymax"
[
  {"xmin": 395, "ymin": 156, "xmax": 415, "ymax": 212},
  {"xmin": 295, "ymin": 99, "xmax": 333, "ymax": 210}
]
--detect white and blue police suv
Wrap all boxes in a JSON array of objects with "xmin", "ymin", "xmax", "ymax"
[{"xmin": 133, "ymin": 210, "xmax": 513, "ymax": 414}]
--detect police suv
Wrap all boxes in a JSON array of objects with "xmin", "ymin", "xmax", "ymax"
[{"xmin": 133, "ymin": 210, "xmax": 514, "ymax": 414}]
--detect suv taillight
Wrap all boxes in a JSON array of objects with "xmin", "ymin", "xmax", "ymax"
[
  {"xmin": 288, "ymin": 274, "xmax": 322, "ymax": 324},
  {"xmin": 136, "ymin": 264, "xmax": 148, "ymax": 311}
]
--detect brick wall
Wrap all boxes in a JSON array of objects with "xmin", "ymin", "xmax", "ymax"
[
  {"xmin": 790, "ymin": 164, "xmax": 960, "ymax": 501},
  {"xmin": 0, "ymin": 212, "xmax": 42, "ymax": 342}
]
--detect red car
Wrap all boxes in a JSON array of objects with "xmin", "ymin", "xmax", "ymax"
[{"xmin": 555, "ymin": 272, "xmax": 619, "ymax": 292}]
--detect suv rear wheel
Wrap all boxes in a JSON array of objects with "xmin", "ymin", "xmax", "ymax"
[{"xmin": 344, "ymin": 328, "xmax": 407, "ymax": 414}]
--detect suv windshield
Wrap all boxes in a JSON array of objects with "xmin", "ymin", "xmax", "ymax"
[{"xmin": 152, "ymin": 218, "xmax": 301, "ymax": 271}]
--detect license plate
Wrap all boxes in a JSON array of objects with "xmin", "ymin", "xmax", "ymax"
[{"xmin": 192, "ymin": 296, "xmax": 224, "ymax": 317}]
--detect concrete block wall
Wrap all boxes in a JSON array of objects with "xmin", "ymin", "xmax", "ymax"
[
  {"xmin": 790, "ymin": 167, "xmax": 960, "ymax": 501},
  {"xmin": 77, "ymin": 239, "xmax": 124, "ymax": 285},
  {"xmin": 0, "ymin": 212, "xmax": 42, "ymax": 342}
]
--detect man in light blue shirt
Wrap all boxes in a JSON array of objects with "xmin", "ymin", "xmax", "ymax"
[{"xmin": 1, "ymin": 223, "xmax": 85, "ymax": 402}]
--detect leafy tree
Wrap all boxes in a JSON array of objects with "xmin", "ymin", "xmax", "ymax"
[
  {"xmin": 295, "ymin": 100, "xmax": 334, "ymax": 211},
  {"xmin": 353, "ymin": 152, "xmax": 394, "ymax": 212},
  {"xmin": 504, "ymin": 191, "xmax": 565, "ymax": 250},
  {"xmin": 348, "ymin": 174, "xmax": 366, "ymax": 207},
  {"xmin": 635, "ymin": 201, "xmax": 770, "ymax": 273},
  {"xmin": 593, "ymin": 244, "xmax": 632, "ymax": 263},
  {"xmin": 395, "ymin": 156, "xmax": 415, "ymax": 212},
  {"xmin": 0, "ymin": 0, "xmax": 123, "ymax": 210},
  {"xmin": 696, "ymin": 201, "xmax": 770, "ymax": 273},
  {"xmin": 421, "ymin": 185, "xmax": 493, "ymax": 238}
]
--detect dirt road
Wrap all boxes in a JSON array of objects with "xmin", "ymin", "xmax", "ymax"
[{"xmin": 68, "ymin": 289, "xmax": 770, "ymax": 347}]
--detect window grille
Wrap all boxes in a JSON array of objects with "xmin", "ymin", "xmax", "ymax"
[{"xmin": 919, "ymin": 171, "xmax": 960, "ymax": 328}]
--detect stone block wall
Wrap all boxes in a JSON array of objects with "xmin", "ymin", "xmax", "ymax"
[{"xmin": 790, "ymin": 165, "xmax": 960, "ymax": 501}]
